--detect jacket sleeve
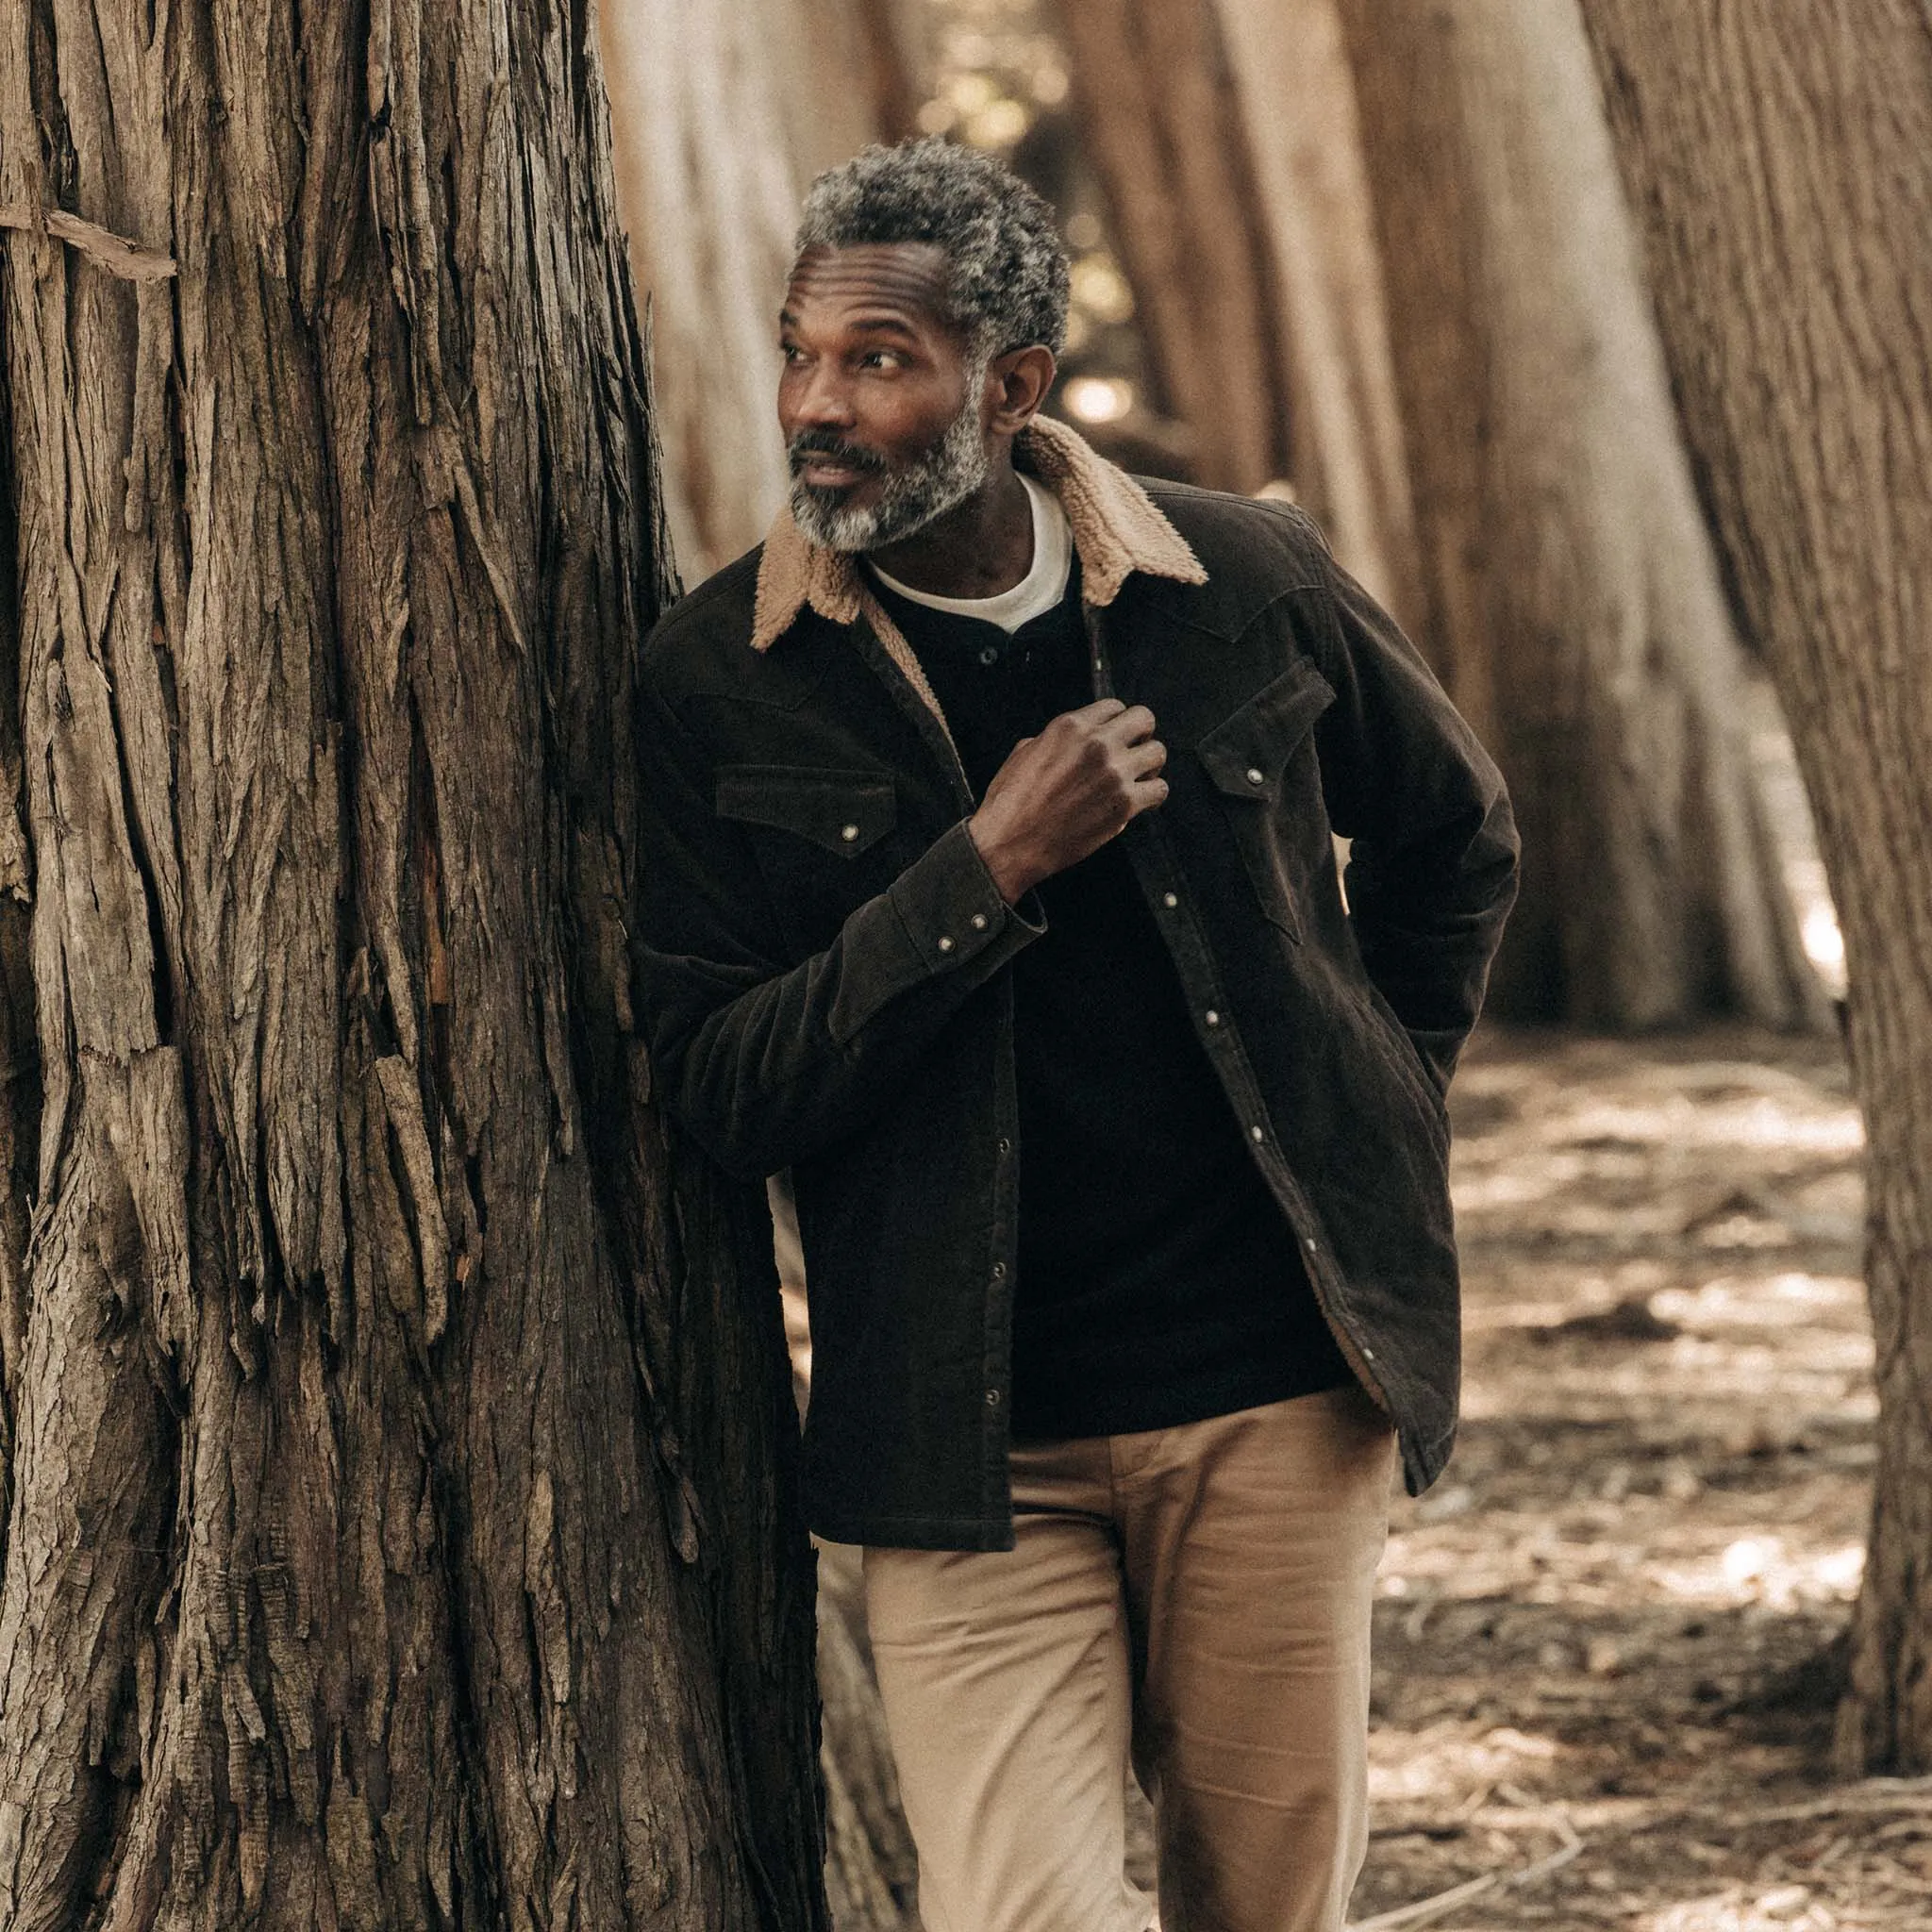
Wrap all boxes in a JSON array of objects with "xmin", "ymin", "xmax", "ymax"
[
  {"xmin": 1307, "ymin": 553, "xmax": 1520, "ymax": 1091},
  {"xmin": 633, "ymin": 675, "xmax": 1044, "ymax": 1180}
]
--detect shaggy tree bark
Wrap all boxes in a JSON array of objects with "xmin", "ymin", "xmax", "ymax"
[
  {"xmin": 0, "ymin": 3, "xmax": 824, "ymax": 1927},
  {"xmin": 1335, "ymin": 0, "xmax": 1821, "ymax": 1029},
  {"xmin": 1574, "ymin": 0, "xmax": 1932, "ymax": 1773}
]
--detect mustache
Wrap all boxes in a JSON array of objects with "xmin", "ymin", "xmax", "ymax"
[{"xmin": 787, "ymin": 430, "xmax": 887, "ymax": 476}]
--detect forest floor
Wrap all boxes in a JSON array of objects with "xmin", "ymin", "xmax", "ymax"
[{"xmin": 1331, "ymin": 1023, "xmax": 1918, "ymax": 1932}]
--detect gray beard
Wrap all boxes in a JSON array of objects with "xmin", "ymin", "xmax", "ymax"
[{"xmin": 788, "ymin": 393, "xmax": 991, "ymax": 554}]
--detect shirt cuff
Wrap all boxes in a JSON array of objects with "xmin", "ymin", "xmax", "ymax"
[{"xmin": 887, "ymin": 819, "xmax": 1045, "ymax": 974}]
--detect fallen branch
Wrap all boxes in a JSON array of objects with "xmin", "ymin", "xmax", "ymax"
[{"xmin": 0, "ymin": 205, "xmax": 176, "ymax": 281}]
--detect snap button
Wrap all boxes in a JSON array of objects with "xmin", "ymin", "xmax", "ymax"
[
  {"xmin": 997, "ymin": 1137, "xmax": 1011, "ymax": 1157},
  {"xmin": 1361, "ymin": 1347, "xmax": 1376, "ymax": 1362},
  {"xmin": 1162, "ymin": 891, "xmax": 1178, "ymax": 909},
  {"xmin": 1205, "ymin": 1009, "xmax": 1221, "ymax": 1027},
  {"xmin": 971, "ymin": 912, "xmax": 989, "ymax": 931},
  {"xmin": 841, "ymin": 823, "xmax": 860, "ymax": 842},
  {"xmin": 978, "ymin": 645, "xmax": 999, "ymax": 666},
  {"xmin": 1305, "ymin": 1237, "xmax": 1318, "ymax": 1253},
  {"xmin": 1250, "ymin": 1124, "xmax": 1265, "ymax": 1142},
  {"xmin": 937, "ymin": 935, "xmax": 955, "ymax": 953},
  {"xmin": 985, "ymin": 1388, "xmax": 1002, "ymax": 1407},
  {"xmin": 1245, "ymin": 766, "xmax": 1266, "ymax": 787},
  {"xmin": 991, "ymin": 1261, "xmax": 1007, "ymax": 1280}
]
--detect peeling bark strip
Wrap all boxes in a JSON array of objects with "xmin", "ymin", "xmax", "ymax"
[
  {"xmin": 0, "ymin": 206, "xmax": 175, "ymax": 281},
  {"xmin": 0, "ymin": 1, "xmax": 824, "ymax": 1926},
  {"xmin": 1574, "ymin": 0, "xmax": 1932, "ymax": 1773}
]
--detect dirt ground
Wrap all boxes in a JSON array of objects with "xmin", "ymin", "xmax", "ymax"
[{"xmin": 1328, "ymin": 1023, "xmax": 1925, "ymax": 1932}]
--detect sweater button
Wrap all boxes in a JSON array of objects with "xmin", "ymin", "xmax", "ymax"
[{"xmin": 978, "ymin": 645, "xmax": 999, "ymax": 666}]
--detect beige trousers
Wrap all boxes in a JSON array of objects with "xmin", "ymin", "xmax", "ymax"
[{"xmin": 862, "ymin": 1385, "xmax": 1395, "ymax": 1932}]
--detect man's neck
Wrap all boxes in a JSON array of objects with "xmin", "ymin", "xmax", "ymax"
[{"xmin": 863, "ymin": 458, "xmax": 1035, "ymax": 600}]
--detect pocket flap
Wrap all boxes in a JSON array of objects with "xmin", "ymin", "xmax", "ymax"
[
  {"xmin": 715, "ymin": 764, "xmax": 897, "ymax": 857},
  {"xmin": 1194, "ymin": 658, "xmax": 1336, "ymax": 802}
]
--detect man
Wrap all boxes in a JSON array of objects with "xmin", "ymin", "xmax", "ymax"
[{"xmin": 635, "ymin": 139, "xmax": 1517, "ymax": 1932}]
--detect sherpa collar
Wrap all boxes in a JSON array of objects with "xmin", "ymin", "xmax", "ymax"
[{"xmin": 749, "ymin": 413, "xmax": 1207, "ymax": 655}]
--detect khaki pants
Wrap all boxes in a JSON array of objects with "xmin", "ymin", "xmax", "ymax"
[{"xmin": 862, "ymin": 1385, "xmax": 1395, "ymax": 1932}]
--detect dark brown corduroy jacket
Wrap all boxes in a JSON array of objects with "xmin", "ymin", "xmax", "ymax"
[{"xmin": 634, "ymin": 418, "xmax": 1518, "ymax": 1550}]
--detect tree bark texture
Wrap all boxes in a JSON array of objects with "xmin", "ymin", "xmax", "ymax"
[
  {"xmin": 599, "ymin": 0, "xmax": 893, "ymax": 581},
  {"xmin": 0, "ymin": 2, "xmax": 825, "ymax": 1926},
  {"xmin": 1337, "ymin": 0, "xmax": 1823, "ymax": 1029},
  {"xmin": 1574, "ymin": 0, "xmax": 1932, "ymax": 1773}
]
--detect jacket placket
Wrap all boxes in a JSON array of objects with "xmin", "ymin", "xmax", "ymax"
[{"xmin": 1080, "ymin": 602, "xmax": 1396, "ymax": 1430}]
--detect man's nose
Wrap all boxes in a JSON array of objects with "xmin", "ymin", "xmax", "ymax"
[{"xmin": 786, "ymin": 361, "xmax": 857, "ymax": 431}]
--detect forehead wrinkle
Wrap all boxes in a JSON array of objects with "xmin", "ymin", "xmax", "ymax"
[{"xmin": 786, "ymin": 244, "xmax": 958, "ymax": 324}]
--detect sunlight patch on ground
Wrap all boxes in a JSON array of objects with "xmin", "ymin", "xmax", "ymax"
[
  {"xmin": 1648, "ymin": 1536, "xmax": 1864, "ymax": 1612},
  {"xmin": 1650, "ymin": 1273, "xmax": 1864, "ymax": 1328},
  {"xmin": 1643, "ymin": 1886, "xmax": 1837, "ymax": 1930}
]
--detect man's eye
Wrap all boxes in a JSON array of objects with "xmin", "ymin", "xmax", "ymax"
[{"xmin": 859, "ymin": 351, "xmax": 903, "ymax": 371}]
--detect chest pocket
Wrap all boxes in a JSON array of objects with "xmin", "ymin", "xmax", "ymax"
[
  {"xmin": 715, "ymin": 764, "xmax": 898, "ymax": 858},
  {"xmin": 715, "ymin": 763, "xmax": 901, "ymax": 956},
  {"xmin": 1192, "ymin": 658, "xmax": 1335, "ymax": 942}
]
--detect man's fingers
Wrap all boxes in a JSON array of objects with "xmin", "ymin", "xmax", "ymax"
[
  {"xmin": 1126, "ymin": 736, "xmax": 1167, "ymax": 777},
  {"xmin": 1105, "ymin": 704, "xmax": 1158, "ymax": 744},
  {"xmin": 1072, "ymin": 697, "xmax": 1128, "ymax": 724}
]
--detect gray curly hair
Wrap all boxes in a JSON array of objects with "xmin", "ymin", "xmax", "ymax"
[{"xmin": 794, "ymin": 138, "xmax": 1071, "ymax": 358}]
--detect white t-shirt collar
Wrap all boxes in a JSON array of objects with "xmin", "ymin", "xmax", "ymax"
[{"xmin": 868, "ymin": 474, "xmax": 1074, "ymax": 633}]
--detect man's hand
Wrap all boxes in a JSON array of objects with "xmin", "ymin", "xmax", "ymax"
[{"xmin": 967, "ymin": 698, "xmax": 1169, "ymax": 904}]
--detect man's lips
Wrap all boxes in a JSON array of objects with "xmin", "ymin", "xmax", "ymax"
[{"xmin": 795, "ymin": 456, "xmax": 875, "ymax": 490}]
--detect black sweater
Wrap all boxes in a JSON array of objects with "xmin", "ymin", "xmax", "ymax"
[{"xmin": 873, "ymin": 570, "xmax": 1349, "ymax": 1439}]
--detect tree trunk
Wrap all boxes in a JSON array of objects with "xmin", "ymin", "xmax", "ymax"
[
  {"xmin": 1053, "ymin": 0, "xmax": 1418, "ymax": 618},
  {"xmin": 1052, "ymin": 0, "xmax": 1290, "ymax": 501},
  {"xmin": 598, "ymin": 0, "xmax": 902, "ymax": 582},
  {"xmin": 1206, "ymin": 0, "xmax": 1421, "ymax": 626},
  {"xmin": 1573, "ymin": 0, "xmax": 1932, "ymax": 1774},
  {"xmin": 1336, "ymin": 0, "xmax": 1823, "ymax": 1029},
  {"xmin": 0, "ymin": 3, "xmax": 824, "ymax": 1926}
]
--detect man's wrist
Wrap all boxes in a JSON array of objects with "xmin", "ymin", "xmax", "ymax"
[{"xmin": 965, "ymin": 813, "xmax": 1037, "ymax": 906}]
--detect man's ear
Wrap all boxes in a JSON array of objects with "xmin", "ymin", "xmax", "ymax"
[{"xmin": 985, "ymin": 345, "xmax": 1058, "ymax": 437}]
